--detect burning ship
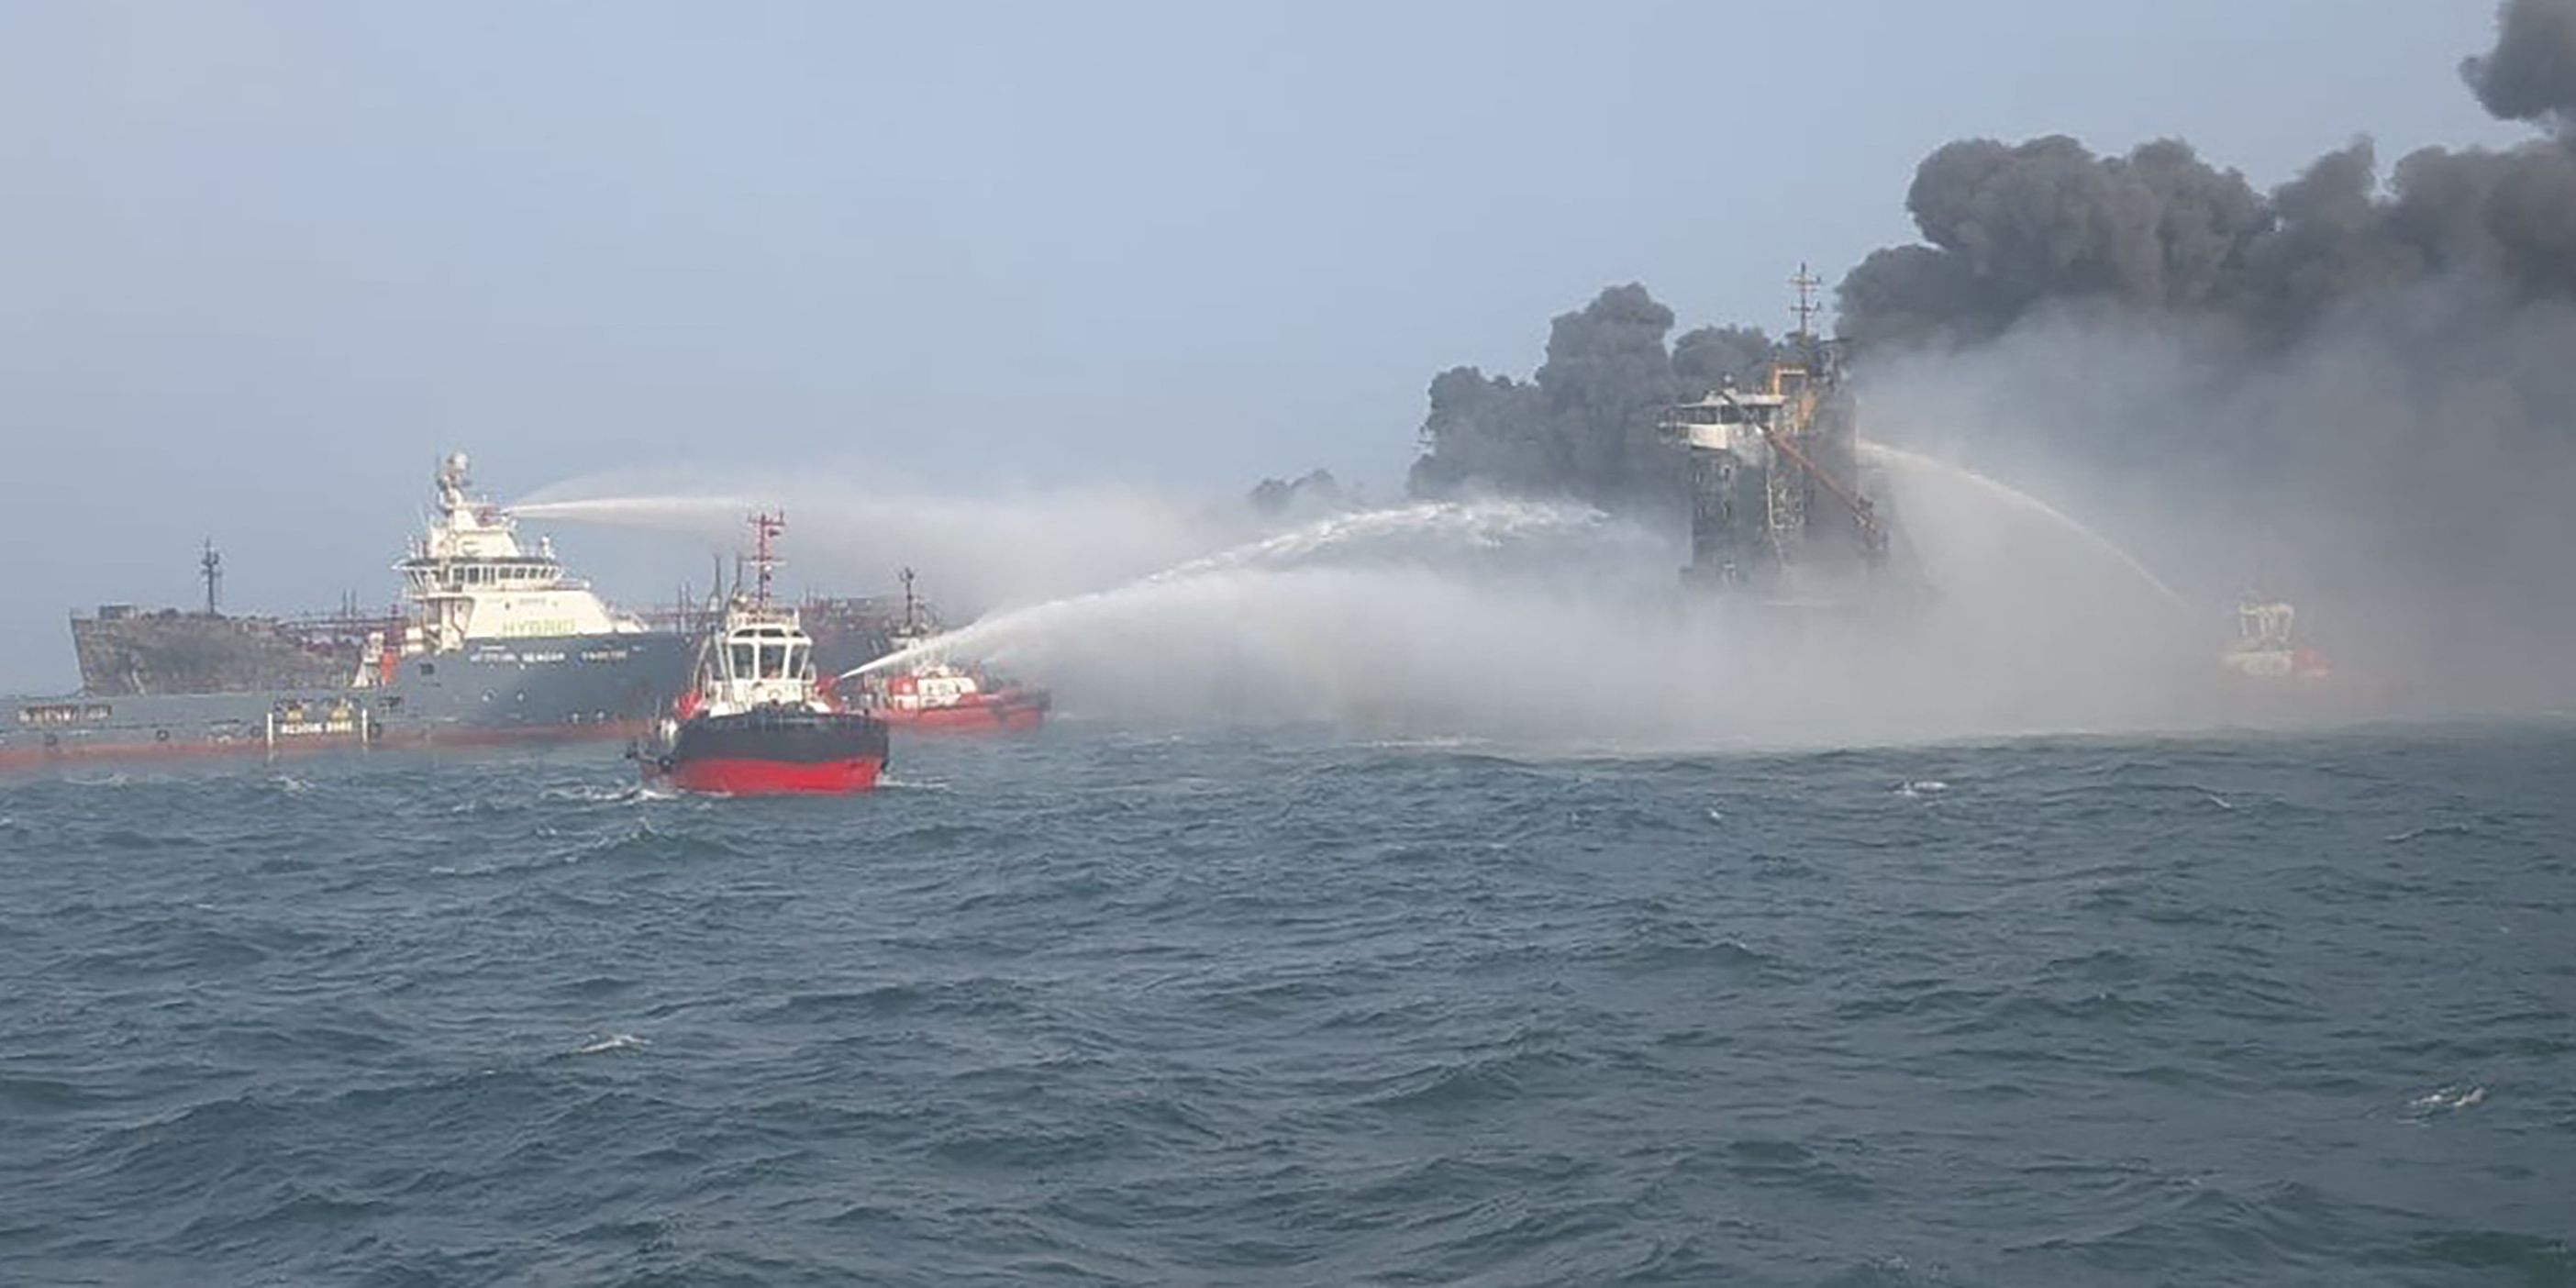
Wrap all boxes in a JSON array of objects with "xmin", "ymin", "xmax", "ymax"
[
  {"xmin": 1659, "ymin": 268, "xmax": 1904, "ymax": 606},
  {"xmin": 0, "ymin": 452, "xmax": 693, "ymax": 769}
]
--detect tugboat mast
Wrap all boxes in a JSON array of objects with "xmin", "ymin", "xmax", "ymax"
[{"xmin": 748, "ymin": 511, "xmax": 786, "ymax": 607}]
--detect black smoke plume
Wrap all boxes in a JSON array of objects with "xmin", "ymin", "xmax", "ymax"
[
  {"xmin": 2462, "ymin": 0, "xmax": 2576, "ymax": 131},
  {"xmin": 1832, "ymin": 0, "xmax": 2576, "ymax": 699},
  {"xmin": 1407, "ymin": 285, "xmax": 1771, "ymax": 512},
  {"xmin": 1406, "ymin": 0, "xmax": 2576, "ymax": 705}
]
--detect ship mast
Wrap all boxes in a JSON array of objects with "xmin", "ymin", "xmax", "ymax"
[
  {"xmin": 200, "ymin": 539, "xmax": 223, "ymax": 616},
  {"xmin": 900, "ymin": 566, "xmax": 921, "ymax": 635},
  {"xmin": 1789, "ymin": 262, "xmax": 1823, "ymax": 343},
  {"xmin": 748, "ymin": 511, "xmax": 786, "ymax": 607}
]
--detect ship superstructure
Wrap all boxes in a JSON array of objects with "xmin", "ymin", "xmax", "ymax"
[
  {"xmin": 4, "ymin": 452, "xmax": 692, "ymax": 769},
  {"xmin": 2219, "ymin": 599, "xmax": 2325, "ymax": 681},
  {"xmin": 1660, "ymin": 268, "xmax": 1894, "ymax": 598},
  {"xmin": 372, "ymin": 453, "xmax": 655, "ymax": 669}
]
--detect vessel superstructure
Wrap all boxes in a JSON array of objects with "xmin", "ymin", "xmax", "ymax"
[
  {"xmin": 2213, "ymin": 595, "xmax": 2397, "ymax": 708},
  {"xmin": 2, "ymin": 452, "xmax": 692, "ymax": 768},
  {"xmin": 1659, "ymin": 267, "xmax": 1901, "ymax": 602}
]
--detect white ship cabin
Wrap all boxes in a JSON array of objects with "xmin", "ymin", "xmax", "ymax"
[
  {"xmin": 699, "ymin": 605, "xmax": 821, "ymax": 711},
  {"xmin": 1662, "ymin": 387, "xmax": 1788, "ymax": 454},
  {"xmin": 2237, "ymin": 600, "xmax": 2296, "ymax": 649},
  {"xmin": 394, "ymin": 452, "xmax": 649, "ymax": 651},
  {"xmin": 2221, "ymin": 601, "xmax": 2300, "ymax": 677}
]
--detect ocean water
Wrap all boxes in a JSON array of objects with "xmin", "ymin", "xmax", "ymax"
[{"xmin": 2, "ymin": 719, "xmax": 2570, "ymax": 1287}]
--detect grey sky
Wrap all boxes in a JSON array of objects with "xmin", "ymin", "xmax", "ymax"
[{"xmin": 0, "ymin": 0, "xmax": 2536, "ymax": 691}]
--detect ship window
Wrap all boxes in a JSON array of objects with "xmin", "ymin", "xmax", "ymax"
[
  {"xmin": 729, "ymin": 642, "xmax": 755, "ymax": 678},
  {"xmin": 757, "ymin": 644, "xmax": 785, "ymax": 679},
  {"xmin": 784, "ymin": 643, "xmax": 809, "ymax": 678}
]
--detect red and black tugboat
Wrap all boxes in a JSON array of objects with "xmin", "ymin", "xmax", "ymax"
[
  {"xmin": 852, "ymin": 568, "xmax": 1052, "ymax": 733},
  {"xmin": 638, "ymin": 514, "xmax": 890, "ymax": 794}
]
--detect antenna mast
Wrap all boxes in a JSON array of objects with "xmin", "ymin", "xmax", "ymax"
[
  {"xmin": 200, "ymin": 539, "xmax": 223, "ymax": 616},
  {"xmin": 748, "ymin": 511, "xmax": 786, "ymax": 606},
  {"xmin": 1789, "ymin": 262, "xmax": 1824, "ymax": 343},
  {"xmin": 900, "ymin": 566, "xmax": 920, "ymax": 634}
]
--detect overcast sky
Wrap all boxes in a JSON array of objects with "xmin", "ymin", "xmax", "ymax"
[{"xmin": 0, "ymin": 0, "xmax": 2535, "ymax": 691}]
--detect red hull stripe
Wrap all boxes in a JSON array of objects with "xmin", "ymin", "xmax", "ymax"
[{"xmin": 663, "ymin": 755, "xmax": 883, "ymax": 795}]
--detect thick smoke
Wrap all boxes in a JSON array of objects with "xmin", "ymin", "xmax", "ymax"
[
  {"xmin": 1408, "ymin": 0, "xmax": 2576, "ymax": 710},
  {"xmin": 1407, "ymin": 285, "xmax": 1771, "ymax": 513},
  {"xmin": 2462, "ymin": 0, "xmax": 2576, "ymax": 130},
  {"xmin": 1834, "ymin": 1, "xmax": 2576, "ymax": 705}
]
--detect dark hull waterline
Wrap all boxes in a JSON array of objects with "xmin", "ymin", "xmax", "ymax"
[{"xmin": 649, "ymin": 706, "xmax": 893, "ymax": 796}]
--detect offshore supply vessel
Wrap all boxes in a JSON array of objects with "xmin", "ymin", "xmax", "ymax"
[
  {"xmin": 0, "ymin": 453, "xmax": 693, "ymax": 769},
  {"xmin": 637, "ymin": 513, "xmax": 892, "ymax": 795},
  {"xmin": 1659, "ymin": 268, "xmax": 1902, "ymax": 605}
]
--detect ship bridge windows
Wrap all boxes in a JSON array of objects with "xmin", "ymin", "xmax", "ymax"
[
  {"xmin": 17, "ymin": 703, "xmax": 109, "ymax": 726},
  {"xmin": 423, "ymin": 560, "xmax": 560, "ymax": 589},
  {"xmin": 722, "ymin": 629, "xmax": 809, "ymax": 681},
  {"xmin": 1669, "ymin": 402, "xmax": 1778, "ymax": 427}
]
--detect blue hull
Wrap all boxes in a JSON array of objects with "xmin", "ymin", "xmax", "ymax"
[{"xmin": 1, "ymin": 632, "xmax": 694, "ymax": 768}]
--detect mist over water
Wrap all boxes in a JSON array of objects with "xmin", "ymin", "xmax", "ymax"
[
  {"xmin": 515, "ymin": 465, "xmax": 2230, "ymax": 750},
  {"xmin": 1860, "ymin": 443, "xmax": 2193, "ymax": 616}
]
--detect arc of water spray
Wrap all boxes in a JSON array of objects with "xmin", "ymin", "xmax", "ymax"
[
  {"xmin": 1856, "ymin": 440, "xmax": 2193, "ymax": 615},
  {"xmin": 838, "ymin": 497, "xmax": 1607, "ymax": 680},
  {"xmin": 508, "ymin": 494, "xmax": 760, "ymax": 527}
]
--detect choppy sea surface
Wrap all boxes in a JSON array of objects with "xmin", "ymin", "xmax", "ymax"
[{"xmin": 2, "ymin": 718, "xmax": 2570, "ymax": 1287}]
